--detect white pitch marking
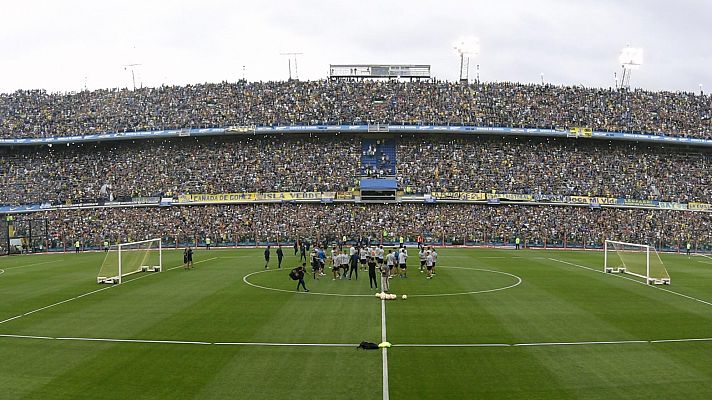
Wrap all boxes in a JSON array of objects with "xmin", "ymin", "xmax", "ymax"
[
  {"xmin": 409, "ymin": 267, "xmax": 522, "ymax": 298},
  {"xmin": 3, "ymin": 260, "xmax": 57, "ymax": 271},
  {"xmin": 218, "ymin": 256, "xmax": 260, "ymax": 259},
  {"xmin": 242, "ymin": 269, "xmax": 372, "ymax": 297},
  {"xmin": 513, "ymin": 340, "xmax": 648, "ymax": 347},
  {"xmin": 243, "ymin": 266, "xmax": 522, "ymax": 298},
  {"xmin": 23, "ymin": 297, "xmax": 78, "ymax": 316},
  {"xmin": 56, "ymin": 337, "xmax": 212, "ymax": 345},
  {"xmin": 0, "ymin": 269, "xmax": 4, "ymax": 276},
  {"xmin": 381, "ymin": 297, "xmax": 389, "ymax": 400},
  {"xmin": 393, "ymin": 343, "xmax": 510, "ymax": 347},
  {"xmin": 651, "ymin": 337, "xmax": 712, "ymax": 344},
  {"xmin": 213, "ymin": 342, "xmax": 357, "ymax": 347},
  {"xmin": 0, "ymin": 315, "xmax": 22, "ymax": 324},
  {"xmin": 5, "ymin": 334, "xmax": 712, "ymax": 348},
  {"xmin": 548, "ymin": 258, "xmax": 712, "ymax": 308},
  {"xmin": 0, "ymin": 333, "xmax": 55, "ymax": 340},
  {"xmin": 0, "ymin": 257, "xmax": 218, "ymax": 326}
]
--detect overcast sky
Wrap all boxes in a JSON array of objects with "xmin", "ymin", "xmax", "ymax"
[{"xmin": 0, "ymin": 0, "xmax": 709, "ymax": 94}]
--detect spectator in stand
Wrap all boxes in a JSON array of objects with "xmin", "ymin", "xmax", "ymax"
[
  {"xmin": 0, "ymin": 134, "xmax": 709, "ymax": 206},
  {"xmin": 39, "ymin": 203, "xmax": 712, "ymax": 252},
  {"xmin": 0, "ymin": 80, "xmax": 709, "ymax": 140}
]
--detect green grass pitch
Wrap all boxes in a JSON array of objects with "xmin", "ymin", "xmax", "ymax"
[{"xmin": 2, "ymin": 247, "xmax": 712, "ymax": 399}]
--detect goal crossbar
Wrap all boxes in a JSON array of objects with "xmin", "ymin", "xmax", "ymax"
[
  {"xmin": 97, "ymin": 238, "xmax": 162, "ymax": 284},
  {"xmin": 604, "ymin": 240, "xmax": 670, "ymax": 285}
]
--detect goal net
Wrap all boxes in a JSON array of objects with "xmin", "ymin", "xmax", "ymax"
[
  {"xmin": 97, "ymin": 239, "xmax": 162, "ymax": 284},
  {"xmin": 604, "ymin": 240, "xmax": 670, "ymax": 285}
]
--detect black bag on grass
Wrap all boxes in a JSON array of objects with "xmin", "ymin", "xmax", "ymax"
[{"xmin": 357, "ymin": 341, "xmax": 379, "ymax": 350}]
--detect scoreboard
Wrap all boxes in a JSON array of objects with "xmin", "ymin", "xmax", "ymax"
[{"xmin": 329, "ymin": 64, "xmax": 430, "ymax": 79}]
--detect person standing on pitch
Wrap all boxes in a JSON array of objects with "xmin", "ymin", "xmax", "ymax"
[
  {"xmin": 687, "ymin": 242, "xmax": 692, "ymax": 257},
  {"xmin": 349, "ymin": 248, "xmax": 359, "ymax": 280},
  {"xmin": 515, "ymin": 236, "xmax": 520, "ymax": 250},
  {"xmin": 426, "ymin": 249, "xmax": 434, "ymax": 279},
  {"xmin": 359, "ymin": 246, "xmax": 368, "ymax": 271},
  {"xmin": 386, "ymin": 249, "xmax": 396, "ymax": 278},
  {"xmin": 187, "ymin": 246, "xmax": 194, "ymax": 269},
  {"xmin": 276, "ymin": 244, "xmax": 284, "ymax": 269},
  {"xmin": 299, "ymin": 242, "xmax": 307, "ymax": 263},
  {"xmin": 264, "ymin": 245, "xmax": 271, "ymax": 269},
  {"xmin": 368, "ymin": 256, "xmax": 378, "ymax": 290},
  {"xmin": 205, "ymin": 237, "xmax": 212, "ymax": 250},
  {"xmin": 295, "ymin": 263, "xmax": 309, "ymax": 292},
  {"xmin": 380, "ymin": 260, "xmax": 390, "ymax": 293},
  {"xmin": 399, "ymin": 246, "xmax": 408, "ymax": 278}
]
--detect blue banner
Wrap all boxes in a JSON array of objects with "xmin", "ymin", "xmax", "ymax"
[{"xmin": 1, "ymin": 125, "xmax": 711, "ymax": 147}]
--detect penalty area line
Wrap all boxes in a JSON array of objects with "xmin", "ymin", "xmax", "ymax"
[
  {"xmin": 548, "ymin": 258, "xmax": 712, "ymax": 308},
  {"xmin": 0, "ymin": 257, "xmax": 218, "ymax": 326}
]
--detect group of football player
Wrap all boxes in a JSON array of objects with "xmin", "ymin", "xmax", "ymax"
[{"xmin": 307, "ymin": 243, "xmax": 439, "ymax": 282}]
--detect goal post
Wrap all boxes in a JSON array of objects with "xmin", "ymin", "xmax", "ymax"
[
  {"xmin": 97, "ymin": 238, "xmax": 162, "ymax": 284},
  {"xmin": 604, "ymin": 240, "xmax": 670, "ymax": 285}
]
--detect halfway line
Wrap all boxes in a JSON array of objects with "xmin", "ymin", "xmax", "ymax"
[{"xmin": 381, "ymin": 297, "xmax": 389, "ymax": 400}]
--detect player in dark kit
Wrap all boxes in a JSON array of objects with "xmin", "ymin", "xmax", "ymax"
[
  {"xmin": 294, "ymin": 263, "xmax": 309, "ymax": 292},
  {"xmin": 264, "ymin": 245, "xmax": 271, "ymax": 269},
  {"xmin": 349, "ymin": 250, "xmax": 359, "ymax": 280},
  {"xmin": 368, "ymin": 256, "xmax": 378, "ymax": 289},
  {"xmin": 299, "ymin": 243, "xmax": 307, "ymax": 262},
  {"xmin": 276, "ymin": 245, "xmax": 284, "ymax": 269},
  {"xmin": 184, "ymin": 247, "xmax": 194, "ymax": 269}
]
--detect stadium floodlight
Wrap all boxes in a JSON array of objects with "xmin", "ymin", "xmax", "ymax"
[
  {"xmin": 453, "ymin": 36, "xmax": 480, "ymax": 83},
  {"xmin": 280, "ymin": 52, "xmax": 303, "ymax": 80},
  {"xmin": 618, "ymin": 46, "xmax": 644, "ymax": 88},
  {"xmin": 122, "ymin": 63, "xmax": 142, "ymax": 91}
]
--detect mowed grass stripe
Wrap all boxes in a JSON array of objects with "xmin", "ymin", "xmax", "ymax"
[
  {"xmin": 0, "ymin": 254, "xmax": 216, "ymax": 334},
  {"xmin": 5, "ymin": 248, "xmax": 712, "ymax": 400},
  {"xmin": 11, "ymin": 250, "xmax": 382, "ymax": 400}
]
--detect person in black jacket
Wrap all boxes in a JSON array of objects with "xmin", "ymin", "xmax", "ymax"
[
  {"xmin": 264, "ymin": 245, "xmax": 270, "ymax": 269},
  {"xmin": 368, "ymin": 256, "xmax": 378, "ymax": 290},
  {"xmin": 276, "ymin": 245, "xmax": 284, "ymax": 269},
  {"xmin": 296, "ymin": 263, "xmax": 309, "ymax": 292},
  {"xmin": 349, "ymin": 248, "xmax": 359, "ymax": 280}
]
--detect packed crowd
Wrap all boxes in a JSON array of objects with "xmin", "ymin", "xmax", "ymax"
[
  {"xmin": 0, "ymin": 135, "xmax": 361, "ymax": 205},
  {"xmin": 1, "ymin": 80, "xmax": 710, "ymax": 139},
  {"xmin": 1, "ymin": 134, "xmax": 709, "ymax": 206},
  {"xmin": 397, "ymin": 136, "xmax": 712, "ymax": 203},
  {"xmin": 39, "ymin": 203, "xmax": 712, "ymax": 251}
]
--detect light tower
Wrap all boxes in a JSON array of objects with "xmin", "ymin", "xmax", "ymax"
[
  {"xmin": 122, "ymin": 63, "xmax": 142, "ymax": 91},
  {"xmin": 280, "ymin": 52, "xmax": 303, "ymax": 80},
  {"xmin": 618, "ymin": 46, "xmax": 644, "ymax": 89},
  {"xmin": 453, "ymin": 37, "xmax": 480, "ymax": 83}
]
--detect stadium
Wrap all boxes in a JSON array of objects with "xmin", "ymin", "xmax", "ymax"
[{"xmin": 2, "ymin": 3, "xmax": 712, "ymax": 400}]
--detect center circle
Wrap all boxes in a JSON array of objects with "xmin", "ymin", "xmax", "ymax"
[{"xmin": 242, "ymin": 266, "xmax": 522, "ymax": 298}]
